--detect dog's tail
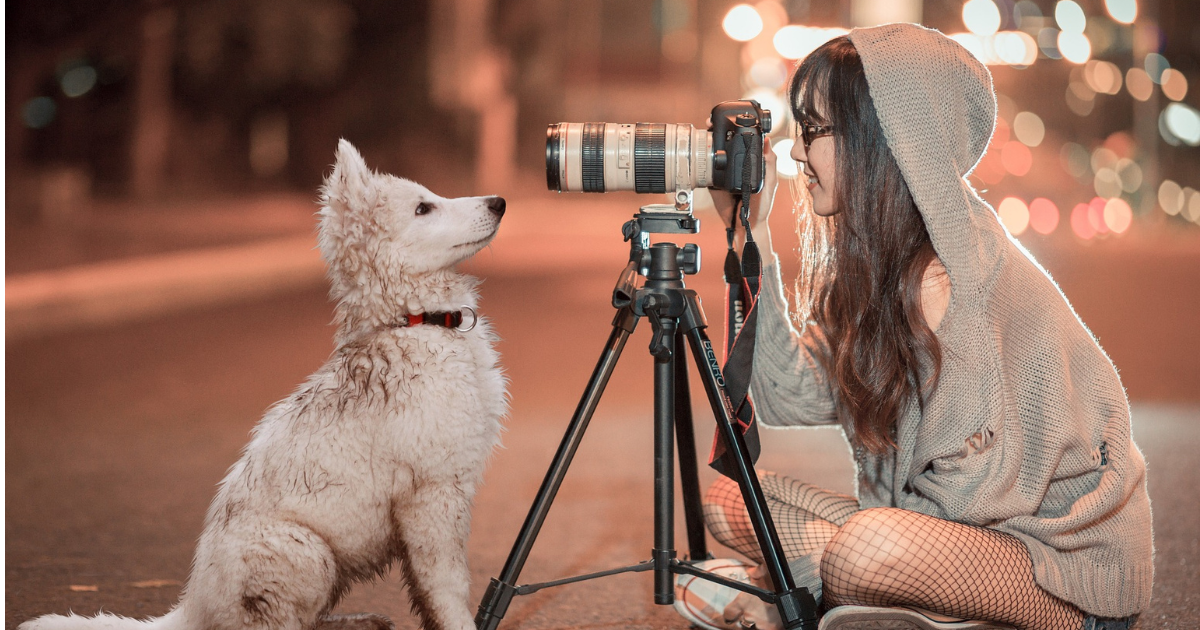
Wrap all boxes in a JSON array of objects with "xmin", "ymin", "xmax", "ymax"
[{"xmin": 19, "ymin": 607, "xmax": 188, "ymax": 630}]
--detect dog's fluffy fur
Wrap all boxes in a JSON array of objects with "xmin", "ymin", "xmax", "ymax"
[{"xmin": 21, "ymin": 141, "xmax": 508, "ymax": 630}]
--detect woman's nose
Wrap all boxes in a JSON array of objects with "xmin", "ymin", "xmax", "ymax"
[{"xmin": 791, "ymin": 139, "xmax": 807, "ymax": 163}]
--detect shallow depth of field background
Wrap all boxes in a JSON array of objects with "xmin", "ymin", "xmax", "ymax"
[{"xmin": 7, "ymin": 1, "xmax": 1200, "ymax": 628}]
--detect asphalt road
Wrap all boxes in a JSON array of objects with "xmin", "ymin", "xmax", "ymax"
[{"xmin": 7, "ymin": 256, "xmax": 1199, "ymax": 629}]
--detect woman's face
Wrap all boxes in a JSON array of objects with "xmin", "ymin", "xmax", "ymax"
[{"xmin": 791, "ymin": 103, "xmax": 838, "ymax": 216}]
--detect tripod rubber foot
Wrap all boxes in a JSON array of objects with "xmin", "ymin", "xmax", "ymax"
[
  {"xmin": 776, "ymin": 588, "xmax": 820, "ymax": 630},
  {"xmin": 475, "ymin": 578, "xmax": 517, "ymax": 630}
]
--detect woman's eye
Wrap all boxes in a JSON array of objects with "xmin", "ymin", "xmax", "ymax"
[{"xmin": 416, "ymin": 202, "xmax": 432, "ymax": 216}]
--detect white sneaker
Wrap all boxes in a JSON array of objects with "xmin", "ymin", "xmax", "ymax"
[
  {"xmin": 818, "ymin": 605, "xmax": 1015, "ymax": 630},
  {"xmin": 674, "ymin": 558, "xmax": 753, "ymax": 630}
]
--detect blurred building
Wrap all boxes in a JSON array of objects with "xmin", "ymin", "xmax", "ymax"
[{"xmin": 6, "ymin": 0, "xmax": 1200, "ymax": 237}]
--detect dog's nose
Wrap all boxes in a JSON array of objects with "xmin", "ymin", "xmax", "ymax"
[{"xmin": 487, "ymin": 196, "xmax": 506, "ymax": 218}]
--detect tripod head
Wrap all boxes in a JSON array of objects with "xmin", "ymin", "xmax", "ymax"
[{"xmin": 613, "ymin": 189, "xmax": 702, "ymax": 310}]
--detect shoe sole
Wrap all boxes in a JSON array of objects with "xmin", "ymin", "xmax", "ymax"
[{"xmin": 819, "ymin": 606, "xmax": 1014, "ymax": 630}]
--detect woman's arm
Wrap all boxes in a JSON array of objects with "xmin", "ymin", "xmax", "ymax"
[
  {"xmin": 750, "ymin": 257, "xmax": 839, "ymax": 427},
  {"xmin": 712, "ymin": 139, "xmax": 838, "ymax": 426}
]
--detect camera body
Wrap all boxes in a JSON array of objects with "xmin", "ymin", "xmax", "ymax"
[
  {"xmin": 709, "ymin": 100, "xmax": 772, "ymax": 194},
  {"xmin": 546, "ymin": 100, "xmax": 772, "ymax": 196}
]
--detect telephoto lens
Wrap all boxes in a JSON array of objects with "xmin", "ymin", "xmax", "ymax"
[
  {"xmin": 545, "ymin": 100, "xmax": 771, "ymax": 196},
  {"xmin": 545, "ymin": 123, "xmax": 713, "ymax": 194}
]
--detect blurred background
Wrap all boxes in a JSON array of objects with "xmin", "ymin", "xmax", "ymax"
[{"xmin": 7, "ymin": 1, "xmax": 1200, "ymax": 628}]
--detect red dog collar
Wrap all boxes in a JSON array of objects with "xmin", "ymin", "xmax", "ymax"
[{"xmin": 394, "ymin": 307, "xmax": 477, "ymax": 332}]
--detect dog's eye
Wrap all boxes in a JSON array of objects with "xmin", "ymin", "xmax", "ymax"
[{"xmin": 415, "ymin": 202, "xmax": 433, "ymax": 216}]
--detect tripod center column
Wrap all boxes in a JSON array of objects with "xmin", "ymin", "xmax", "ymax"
[{"xmin": 653, "ymin": 312, "xmax": 678, "ymax": 604}]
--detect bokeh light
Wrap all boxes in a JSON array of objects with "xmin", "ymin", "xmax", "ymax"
[
  {"xmin": 1001, "ymin": 141, "xmax": 1033, "ymax": 176},
  {"xmin": 1104, "ymin": 0, "xmax": 1138, "ymax": 24},
  {"xmin": 749, "ymin": 57, "xmax": 788, "ymax": 89},
  {"xmin": 1163, "ymin": 103, "xmax": 1200, "ymax": 146},
  {"xmin": 1185, "ymin": 189, "xmax": 1200, "ymax": 223},
  {"xmin": 1055, "ymin": 1, "xmax": 1087, "ymax": 33},
  {"xmin": 1057, "ymin": 31, "xmax": 1091, "ymax": 64},
  {"xmin": 1144, "ymin": 53, "xmax": 1169, "ymax": 83},
  {"xmin": 1013, "ymin": 111, "xmax": 1045, "ymax": 146},
  {"xmin": 1090, "ymin": 146, "xmax": 1118, "ymax": 172},
  {"xmin": 60, "ymin": 66, "xmax": 98, "ymax": 98},
  {"xmin": 1160, "ymin": 69, "xmax": 1188, "ymax": 102},
  {"xmin": 1037, "ymin": 28, "xmax": 1063, "ymax": 59},
  {"xmin": 1014, "ymin": 0, "xmax": 1043, "ymax": 23},
  {"xmin": 772, "ymin": 26, "xmax": 846, "ymax": 60},
  {"xmin": 1084, "ymin": 60, "xmax": 1122, "ymax": 95},
  {"xmin": 1158, "ymin": 180, "xmax": 1184, "ymax": 215},
  {"xmin": 773, "ymin": 138, "xmax": 798, "ymax": 179},
  {"xmin": 1060, "ymin": 142, "xmax": 1091, "ymax": 178},
  {"xmin": 1088, "ymin": 197, "xmax": 1109, "ymax": 234},
  {"xmin": 1029, "ymin": 198, "xmax": 1060, "ymax": 234},
  {"xmin": 1070, "ymin": 203, "xmax": 1096, "ymax": 239},
  {"xmin": 995, "ymin": 31, "xmax": 1038, "ymax": 66},
  {"xmin": 1103, "ymin": 198, "xmax": 1133, "ymax": 233},
  {"xmin": 723, "ymin": 5, "xmax": 764, "ymax": 42},
  {"xmin": 963, "ymin": 0, "xmax": 1002, "ymax": 37},
  {"xmin": 998, "ymin": 197, "xmax": 1030, "ymax": 235},
  {"xmin": 1094, "ymin": 168, "xmax": 1122, "ymax": 198},
  {"xmin": 1116, "ymin": 158, "xmax": 1143, "ymax": 193},
  {"xmin": 22, "ymin": 97, "xmax": 57, "ymax": 129},
  {"xmin": 1125, "ymin": 67, "xmax": 1154, "ymax": 101}
]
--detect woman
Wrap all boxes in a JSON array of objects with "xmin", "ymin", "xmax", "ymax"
[{"xmin": 682, "ymin": 23, "xmax": 1152, "ymax": 630}]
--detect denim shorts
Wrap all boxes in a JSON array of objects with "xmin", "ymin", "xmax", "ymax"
[{"xmin": 1084, "ymin": 614, "xmax": 1139, "ymax": 630}]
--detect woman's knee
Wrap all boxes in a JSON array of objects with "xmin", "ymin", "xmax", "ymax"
[
  {"xmin": 820, "ymin": 507, "xmax": 925, "ymax": 598},
  {"xmin": 703, "ymin": 475, "xmax": 743, "ymax": 510}
]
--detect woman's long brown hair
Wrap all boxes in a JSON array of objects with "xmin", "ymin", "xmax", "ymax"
[{"xmin": 788, "ymin": 37, "xmax": 942, "ymax": 454}]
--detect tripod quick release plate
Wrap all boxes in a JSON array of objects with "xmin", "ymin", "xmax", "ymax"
[{"xmin": 635, "ymin": 206, "xmax": 699, "ymax": 234}]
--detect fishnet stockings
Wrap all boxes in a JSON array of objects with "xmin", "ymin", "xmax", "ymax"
[
  {"xmin": 703, "ymin": 472, "xmax": 857, "ymax": 563},
  {"xmin": 702, "ymin": 473, "xmax": 1088, "ymax": 630}
]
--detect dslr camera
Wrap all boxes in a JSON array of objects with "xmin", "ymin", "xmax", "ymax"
[{"xmin": 546, "ymin": 100, "xmax": 771, "ymax": 196}]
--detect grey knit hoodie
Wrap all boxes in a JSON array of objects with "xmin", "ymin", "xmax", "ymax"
[{"xmin": 752, "ymin": 23, "xmax": 1153, "ymax": 617}]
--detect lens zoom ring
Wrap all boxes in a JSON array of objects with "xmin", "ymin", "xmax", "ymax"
[
  {"xmin": 581, "ymin": 123, "xmax": 605, "ymax": 193},
  {"xmin": 634, "ymin": 123, "xmax": 666, "ymax": 193}
]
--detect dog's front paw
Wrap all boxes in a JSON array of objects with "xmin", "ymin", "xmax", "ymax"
[{"xmin": 316, "ymin": 612, "xmax": 395, "ymax": 630}]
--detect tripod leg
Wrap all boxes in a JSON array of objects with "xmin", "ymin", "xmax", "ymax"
[
  {"xmin": 673, "ymin": 329, "xmax": 708, "ymax": 561},
  {"xmin": 681, "ymin": 325, "xmax": 819, "ymax": 630},
  {"xmin": 653, "ymin": 317, "xmax": 677, "ymax": 604},
  {"xmin": 475, "ymin": 307, "xmax": 638, "ymax": 630}
]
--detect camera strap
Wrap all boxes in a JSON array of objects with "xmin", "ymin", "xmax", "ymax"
[{"xmin": 709, "ymin": 134, "xmax": 763, "ymax": 478}]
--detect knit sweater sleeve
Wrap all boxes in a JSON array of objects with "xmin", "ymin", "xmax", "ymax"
[{"xmin": 750, "ymin": 255, "xmax": 839, "ymax": 427}]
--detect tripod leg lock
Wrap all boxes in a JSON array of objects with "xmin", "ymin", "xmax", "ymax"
[
  {"xmin": 775, "ymin": 587, "xmax": 820, "ymax": 630},
  {"xmin": 475, "ymin": 578, "xmax": 518, "ymax": 630}
]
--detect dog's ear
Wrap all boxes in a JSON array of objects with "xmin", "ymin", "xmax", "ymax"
[{"xmin": 322, "ymin": 139, "xmax": 376, "ymax": 216}]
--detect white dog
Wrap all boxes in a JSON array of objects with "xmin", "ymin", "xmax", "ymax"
[{"xmin": 21, "ymin": 140, "xmax": 509, "ymax": 630}]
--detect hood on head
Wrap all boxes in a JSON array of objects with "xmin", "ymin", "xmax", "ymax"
[
  {"xmin": 847, "ymin": 23, "xmax": 1005, "ymax": 294},
  {"xmin": 848, "ymin": 23, "xmax": 995, "ymax": 176}
]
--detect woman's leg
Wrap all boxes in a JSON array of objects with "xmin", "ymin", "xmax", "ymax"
[
  {"xmin": 702, "ymin": 471, "xmax": 859, "ymax": 562},
  {"xmin": 821, "ymin": 507, "xmax": 1086, "ymax": 630}
]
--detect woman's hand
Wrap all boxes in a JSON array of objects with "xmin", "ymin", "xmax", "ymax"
[{"xmin": 710, "ymin": 136, "xmax": 779, "ymax": 236}]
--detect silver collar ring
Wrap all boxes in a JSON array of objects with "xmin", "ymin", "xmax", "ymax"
[{"xmin": 456, "ymin": 306, "xmax": 478, "ymax": 332}]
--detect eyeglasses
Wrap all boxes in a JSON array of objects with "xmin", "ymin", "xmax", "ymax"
[{"xmin": 799, "ymin": 120, "xmax": 835, "ymax": 147}]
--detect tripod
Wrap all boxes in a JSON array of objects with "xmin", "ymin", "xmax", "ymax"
[{"xmin": 475, "ymin": 201, "xmax": 819, "ymax": 630}]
